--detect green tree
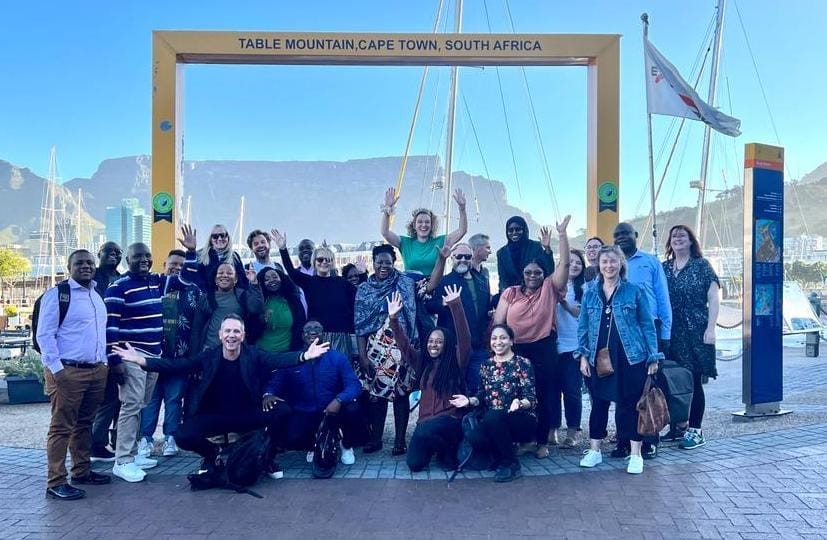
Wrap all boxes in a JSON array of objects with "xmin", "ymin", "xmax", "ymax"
[{"xmin": 0, "ymin": 248, "xmax": 32, "ymax": 298}]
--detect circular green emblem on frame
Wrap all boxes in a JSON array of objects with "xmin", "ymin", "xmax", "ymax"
[
  {"xmin": 153, "ymin": 192, "xmax": 174, "ymax": 214},
  {"xmin": 597, "ymin": 182, "xmax": 618, "ymax": 204}
]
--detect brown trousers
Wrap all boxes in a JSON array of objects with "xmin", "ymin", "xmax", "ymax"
[{"xmin": 45, "ymin": 364, "xmax": 108, "ymax": 488}]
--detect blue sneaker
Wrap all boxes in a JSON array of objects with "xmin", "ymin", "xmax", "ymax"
[{"xmin": 679, "ymin": 428, "xmax": 705, "ymax": 450}]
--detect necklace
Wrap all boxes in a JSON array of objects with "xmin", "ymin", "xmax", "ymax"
[
  {"xmin": 673, "ymin": 257, "xmax": 690, "ymax": 275},
  {"xmin": 603, "ymin": 284, "xmax": 618, "ymax": 315}
]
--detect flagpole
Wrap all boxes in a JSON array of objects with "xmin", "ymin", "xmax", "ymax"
[
  {"xmin": 695, "ymin": 0, "xmax": 727, "ymax": 244},
  {"xmin": 642, "ymin": 13, "xmax": 658, "ymax": 256}
]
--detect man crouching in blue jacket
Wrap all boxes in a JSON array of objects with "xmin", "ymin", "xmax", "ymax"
[{"xmin": 262, "ymin": 320, "xmax": 365, "ymax": 467}]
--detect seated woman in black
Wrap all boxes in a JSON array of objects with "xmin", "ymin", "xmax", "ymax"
[
  {"xmin": 450, "ymin": 324, "xmax": 537, "ymax": 483},
  {"xmin": 387, "ymin": 285, "xmax": 471, "ymax": 472}
]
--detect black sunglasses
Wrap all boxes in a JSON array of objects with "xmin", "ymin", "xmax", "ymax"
[
  {"xmin": 453, "ymin": 254, "xmax": 472, "ymax": 261},
  {"xmin": 315, "ymin": 257, "xmax": 331, "ymax": 263},
  {"xmin": 211, "ymin": 233, "xmax": 228, "ymax": 240}
]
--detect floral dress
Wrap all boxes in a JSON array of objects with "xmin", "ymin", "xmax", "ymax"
[
  {"xmin": 663, "ymin": 257, "xmax": 720, "ymax": 378},
  {"xmin": 476, "ymin": 355, "xmax": 537, "ymax": 413}
]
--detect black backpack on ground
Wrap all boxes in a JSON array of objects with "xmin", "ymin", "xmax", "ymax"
[
  {"xmin": 187, "ymin": 429, "xmax": 270, "ymax": 497},
  {"xmin": 450, "ymin": 409, "xmax": 494, "ymax": 482},
  {"xmin": 312, "ymin": 415, "xmax": 341, "ymax": 479},
  {"xmin": 31, "ymin": 280, "xmax": 71, "ymax": 353}
]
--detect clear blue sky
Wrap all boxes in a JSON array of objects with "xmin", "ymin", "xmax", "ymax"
[{"xmin": 2, "ymin": 0, "xmax": 825, "ymax": 233}]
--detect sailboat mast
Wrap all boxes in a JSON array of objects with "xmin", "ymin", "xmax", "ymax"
[
  {"xmin": 695, "ymin": 0, "xmax": 727, "ymax": 243},
  {"xmin": 76, "ymin": 188, "xmax": 83, "ymax": 249},
  {"xmin": 236, "ymin": 196, "xmax": 246, "ymax": 248},
  {"xmin": 443, "ymin": 0, "xmax": 463, "ymax": 225},
  {"xmin": 48, "ymin": 147, "xmax": 57, "ymax": 288},
  {"xmin": 641, "ymin": 14, "xmax": 659, "ymax": 256}
]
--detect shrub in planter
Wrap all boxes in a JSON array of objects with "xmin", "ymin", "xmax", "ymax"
[{"xmin": 4, "ymin": 350, "xmax": 49, "ymax": 404}]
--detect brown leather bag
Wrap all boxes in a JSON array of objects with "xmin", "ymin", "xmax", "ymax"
[
  {"xmin": 637, "ymin": 374, "xmax": 671, "ymax": 436},
  {"xmin": 595, "ymin": 348, "xmax": 614, "ymax": 378},
  {"xmin": 595, "ymin": 311, "xmax": 615, "ymax": 378}
]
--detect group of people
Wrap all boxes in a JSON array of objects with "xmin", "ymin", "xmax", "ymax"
[{"xmin": 36, "ymin": 185, "xmax": 720, "ymax": 499}]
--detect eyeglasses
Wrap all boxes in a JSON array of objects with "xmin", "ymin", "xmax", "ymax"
[
  {"xmin": 453, "ymin": 254, "xmax": 472, "ymax": 261},
  {"xmin": 315, "ymin": 257, "xmax": 331, "ymax": 263},
  {"xmin": 211, "ymin": 233, "xmax": 228, "ymax": 240}
]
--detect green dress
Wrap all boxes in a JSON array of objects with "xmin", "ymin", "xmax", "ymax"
[
  {"xmin": 398, "ymin": 234, "xmax": 446, "ymax": 275},
  {"xmin": 257, "ymin": 296, "xmax": 293, "ymax": 353}
]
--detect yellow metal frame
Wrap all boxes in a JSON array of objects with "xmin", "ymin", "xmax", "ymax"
[{"xmin": 152, "ymin": 31, "xmax": 620, "ymax": 257}]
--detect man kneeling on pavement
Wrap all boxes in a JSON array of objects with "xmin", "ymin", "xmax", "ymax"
[
  {"xmin": 113, "ymin": 314, "xmax": 330, "ymax": 478},
  {"xmin": 262, "ymin": 320, "xmax": 365, "ymax": 469}
]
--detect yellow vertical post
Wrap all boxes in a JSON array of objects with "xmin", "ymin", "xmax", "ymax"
[
  {"xmin": 587, "ymin": 39, "xmax": 620, "ymax": 243},
  {"xmin": 151, "ymin": 32, "xmax": 181, "ymax": 261}
]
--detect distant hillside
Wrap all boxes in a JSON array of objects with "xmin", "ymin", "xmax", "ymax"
[{"xmin": 2, "ymin": 155, "xmax": 825, "ymax": 254}]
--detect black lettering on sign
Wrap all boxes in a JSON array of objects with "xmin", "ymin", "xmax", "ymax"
[
  {"xmin": 238, "ymin": 37, "xmax": 281, "ymax": 49},
  {"xmin": 398, "ymin": 39, "xmax": 438, "ymax": 51}
]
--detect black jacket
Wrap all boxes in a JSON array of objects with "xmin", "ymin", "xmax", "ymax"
[
  {"xmin": 144, "ymin": 345, "xmax": 301, "ymax": 416},
  {"xmin": 425, "ymin": 270, "xmax": 493, "ymax": 350}
]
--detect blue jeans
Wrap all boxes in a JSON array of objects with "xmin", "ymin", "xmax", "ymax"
[
  {"xmin": 465, "ymin": 349, "xmax": 489, "ymax": 396},
  {"xmin": 140, "ymin": 374, "xmax": 186, "ymax": 440}
]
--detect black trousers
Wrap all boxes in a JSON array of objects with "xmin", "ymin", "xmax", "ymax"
[
  {"xmin": 688, "ymin": 370, "xmax": 706, "ymax": 429},
  {"xmin": 91, "ymin": 370, "xmax": 121, "ymax": 449},
  {"xmin": 368, "ymin": 396, "xmax": 410, "ymax": 448},
  {"xmin": 589, "ymin": 358, "xmax": 647, "ymax": 443},
  {"xmin": 514, "ymin": 334, "xmax": 557, "ymax": 444},
  {"xmin": 284, "ymin": 402, "xmax": 367, "ymax": 451},
  {"xmin": 176, "ymin": 405, "xmax": 291, "ymax": 460},
  {"xmin": 467, "ymin": 409, "xmax": 536, "ymax": 467},
  {"xmin": 406, "ymin": 415, "xmax": 462, "ymax": 472},
  {"xmin": 551, "ymin": 351, "xmax": 583, "ymax": 430}
]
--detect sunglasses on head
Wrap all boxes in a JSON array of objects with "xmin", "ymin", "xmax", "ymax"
[
  {"xmin": 315, "ymin": 257, "xmax": 331, "ymax": 263},
  {"xmin": 211, "ymin": 233, "xmax": 228, "ymax": 240},
  {"xmin": 453, "ymin": 254, "xmax": 472, "ymax": 261}
]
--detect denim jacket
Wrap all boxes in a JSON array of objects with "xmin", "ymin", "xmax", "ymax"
[{"xmin": 576, "ymin": 280, "xmax": 663, "ymax": 366}]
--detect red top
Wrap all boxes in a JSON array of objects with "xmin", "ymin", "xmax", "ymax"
[{"xmin": 390, "ymin": 298, "xmax": 471, "ymax": 423}]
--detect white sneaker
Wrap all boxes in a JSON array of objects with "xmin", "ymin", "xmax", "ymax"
[
  {"xmin": 340, "ymin": 444, "xmax": 355, "ymax": 465},
  {"xmin": 627, "ymin": 455, "xmax": 644, "ymax": 474},
  {"xmin": 112, "ymin": 461, "xmax": 146, "ymax": 483},
  {"xmin": 162, "ymin": 436, "xmax": 178, "ymax": 457},
  {"xmin": 579, "ymin": 449, "xmax": 603, "ymax": 468},
  {"xmin": 137, "ymin": 437, "xmax": 152, "ymax": 458},
  {"xmin": 306, "ymin": 451, "xmax": 315, "ymax": 463},
  {"xmin": 134, "ymin": 454, "xmax": 158, "ymax": 469}
]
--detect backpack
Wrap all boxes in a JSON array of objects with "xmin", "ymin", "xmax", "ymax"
[
  {"xmin": 449, "ymin": 409, "xmax": 493, "ymax": 483},
  {"xmin": 312, "ymin": 415, "xmax": 341, "ymax": 479},
  {"xmin": 31, "ymin": 281, "xmax": 71, "ymax": 353},
  {"xmin": 187, "ymin": 430, "xmax": 270, "ymax": 497},
  {"xmin": 657, "ymin": 360, "xmax": 694, "ymax": 425}
]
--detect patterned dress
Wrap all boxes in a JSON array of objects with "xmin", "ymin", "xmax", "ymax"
[
  {"xmin": 663, "ymin": 257, "xmax": 720, "ymax": 378},
  {"xmin": 476, "ymin": 355, "xmax": 537, "ymax": 413}
]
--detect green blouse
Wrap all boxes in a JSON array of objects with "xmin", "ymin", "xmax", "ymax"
[
  {"xmin": 398, "ymin": 234, "xmax": 446, "ymax": 276},
  {"xmin": 256, "ymin": 296, "xmax": 293, "ymax": 353}
]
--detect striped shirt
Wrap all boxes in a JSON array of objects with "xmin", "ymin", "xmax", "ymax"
[{"xmin": 105, "ymin": 256, "xmax": 196, "ymax": 365}]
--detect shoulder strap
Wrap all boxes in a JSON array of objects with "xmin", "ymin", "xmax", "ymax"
[{"xmin": 56, "ymin": 280, "xmax": 71, "ymax": 327}]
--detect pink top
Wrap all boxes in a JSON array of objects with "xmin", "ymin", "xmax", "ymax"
[{"xmin": 502, "ymin": 275, "xmax": 559, "ymax": 344}]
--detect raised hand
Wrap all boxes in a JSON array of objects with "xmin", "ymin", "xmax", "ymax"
[
  {"xmin": 556, "ymin": 215, "xmax": 572, "ymax": 235},
  {"xmin": 355, "ymin": 256, "xmax": 368, "ymax": 274},
  {"xmin": 111, "ymin": 343, "xmax": 147, "ymax": 367},
  {"xmin": 386, "ymin": 291, "xmax": 403, "ymax": 319},
  {"xmin": 246, "ymin": 265, "xmax": 258, "ymax": 285},
  {"xmin": 449, "ymin": 394, "xmax": 470, "ymax": 408},
  {"xmin": 270, "ymin": 228, "xmax": 287, "ymax": 250},
  {"xmin": 539, "ymin": 226, "xmax": 552, "ymax": 249},
  {"xmin": 305, "ymin": 339, "xmax": 331, "ymax": 360},
  {"xmin": 442, "ymin": 284, "xmax": 462, "ymax": 305},
  {"xmin": 453, "ymin": 188, "xmax": 466, "ymax": 209},
  {"xmin": 384, "ymin": 187, "xmax": 399, "ymax": 208},
  {"xmin": 178, "ymin": 224, "xmax": 197, "ymax": 251}
]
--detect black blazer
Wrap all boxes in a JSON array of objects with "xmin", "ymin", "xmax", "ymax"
[{"xmin": 145, "ymin": 345, "xmax": 301, "ymax": 416}]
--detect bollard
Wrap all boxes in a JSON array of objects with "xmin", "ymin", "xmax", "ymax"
[{"xmin": 805, "ymin": 331, "xmax": 820, "ymax": 357}]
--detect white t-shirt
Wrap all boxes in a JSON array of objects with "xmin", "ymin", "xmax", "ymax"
[{"xmin": 555, "ymin": 281, "xmax": 580, "ymax": 354}]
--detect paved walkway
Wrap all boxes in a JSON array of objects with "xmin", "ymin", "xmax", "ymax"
[{"xmin": 2, "ymin": 423, "xmax": 827, "ymax": 538}]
